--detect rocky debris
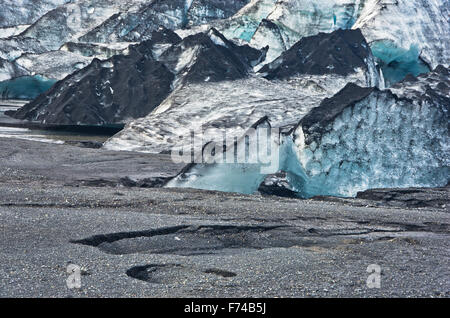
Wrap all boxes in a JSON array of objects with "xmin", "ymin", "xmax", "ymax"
[
  {"xmin": 356, "ymin": 187, "xmax": 449, "ymax": 210},
  {"xmin": 0, "ymin": 137, "xmax": 186, "ymax": 188},
  {"xmin": 257, "ymin": 171, "xmax": 299, "ymax": 198},
  {"xmin": 75, "ymin": 176, "xmax": 170, "ymax": 188},
  {"xmin": 126, "ymin": 264, "xmax": 236, "ymax": 284},
  {"xmin": 0, "ymin": 178, "xmax": 448, "ymax": 297},
  {"xmin": 63, "ymin": 140, "xmax": 104, "ymax": 149}
]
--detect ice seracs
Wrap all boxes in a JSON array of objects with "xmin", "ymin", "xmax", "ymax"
[
  {"xmin": 0, "ymin": 58, "xmax": 29, "ymax": 82},
  {"xmin": 289, "ymin": 66, "xmax": 449, "ymax": 197},
  {"xmin": 18, "ymin": 0, "xmax": 147, "ymax": 50},
  {"xmin": 15, "ymin": 51, "xmax": 92, "ymax": 80},
  {"xmin": 78, "ymin": 0, "xmax": 249, "ymax": 44}
]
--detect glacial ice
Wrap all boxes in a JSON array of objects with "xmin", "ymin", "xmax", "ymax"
[
  {"xmin": 167, "ymin": 68, "xmax": 450, "ymax": 198},
  {"xmin": 18, "ymin": 0, "xmax": 147, "ymax": 50},
  {"xmin": 0, "ymin": 75, "xmax": 56, "ymax": 99},
  {"xmin": 353, "ymin": 0, "xmax": 450, "ymax": 73},
  {"xmin": 105, "ymin": 28, "xmax": 380, "ymax": 153},
  {"xmin": 0, "ymin": 58, "xmax": 29, "ymax": 82},
  {"xmin": 103, "ymin": 72, "xmax": 364, "ymax": 154},
  {"xmin": 370, "ymin": 41, "xmax": 430, "ymax": 86},
  {"xmin": 248, "ymin": 0, "xmax": 365, "ymax": 64},
  {"xmin": 0, "ymin": 0, "xmax": 70, "ymax": 28},
  {"xmin": 15, "ymin": 51, "xmax": 92, "ymax": 80},
  {"xmin": 291, "ymin": 89, "xmax": 449, "ymax": 197}
]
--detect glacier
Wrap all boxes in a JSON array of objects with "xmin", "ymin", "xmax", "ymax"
[
  {"xmin": 15, "ymin": 51, "xmax": 92, "ymax": 80},
  {"xmin": 1, "ymin": 0, "xmax": 449, "ymax": 199},
  {"xmin": 352, "ymin": 0, "xmax": 450, "ymax": 86},
  {"xmin": 0, "ymin": 0, "xmax": 71, "ymax": 28},
  {"xmin": 1, "ymin": 0, "xmax": 447, "ymax": 88},
  {"xmin": 289, "ymin": 67, "xmax": 450, "ymax": 197},
  {"xmin": 104, "ymin": 28, "xmax": 380, "ymax": 153},
  {"xmin": 0, "ymin": 58, "xmax": 29, "ymax": 82},
  {"xmin": 169, "ymin": 66, "xmax": 449, "ymax": 197},
  {"xmin": 204, "ymin": 0, "xmax": 449, "ymax": 82},
  {"xmin": 248, "ymin": 0, "xmax": 365, "ymax": 65},
  {"xmin": 77, "ymin": 0, "xmax": 249, "ymax": 44}
]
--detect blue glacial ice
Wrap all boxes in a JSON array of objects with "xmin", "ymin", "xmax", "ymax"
[{"xmin": 0, "ymin": 75, "xmax": 56, "ymax": 99}]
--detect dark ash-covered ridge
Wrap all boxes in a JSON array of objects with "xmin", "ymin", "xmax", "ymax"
[
  {"xmin": 11, "ymin": 39, "xmax": 175, "ymax": 125},
  {"xmin": 159, "ymin": 28, "xmax": 265, "ymax": 84},
  {"xmin": 259, "ymin": 28, "xmax": 375, "ymax": 80}
]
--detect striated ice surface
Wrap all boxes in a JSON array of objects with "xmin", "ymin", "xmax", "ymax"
[
  {"xmin": 249, "ymin": 0, "xmax": 365, "ymax": 64},
  {"xmin": 0, "ymin": 37, "xmax": 47, "ymax": 61},
  {"xmin": 15, "ymin": 51, "xmax": 92, "ymax": 80},
  {"xmin": 60, "ymin": 41, "xmax": 132, "ymax": 59},
  {"xmin": 0, "ymin": 0, "xmax": 70, "ymax": 28},
  {"xmin": 17, "ymin": 0, "xmax": 148, "ymax": 50},
  {"xmin": 104, "ymin": 76, "xmax": 328, "ymax": 154},
  {"xmin": 292, "ymin": 94, "xmax": 449, "ymax": 196},
  {"xmin": 0, "ymin": 58, "xmax": 29, "ymax": 82},
  {"xmin": 77, "ymin": 0, "xmax": 249, "ymax": 44},
  {"xmin": 0, "ymin": 25, "xmax": 30, "ymax": 38},
  {"xmin": 353, "ymin": 0, "xmax": 450, "ymax": 83},
  {"xmin": 217, "ymin": 0, "xmax": 278, "ymax": 42}
]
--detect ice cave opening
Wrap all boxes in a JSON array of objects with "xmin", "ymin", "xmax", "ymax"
[{"xmin": 370, "ymin": 41, "xmax": 430, "ymax": 86}]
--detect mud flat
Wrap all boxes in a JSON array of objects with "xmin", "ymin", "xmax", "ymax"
[{"xmin": 0, "ymin": 137, "xmax": 448, "ymax": 297}]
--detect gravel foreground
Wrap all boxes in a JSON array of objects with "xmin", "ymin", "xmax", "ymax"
[{"xmin": 0, "ymin": 138, "xmax": 448, "ymax": 298}]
